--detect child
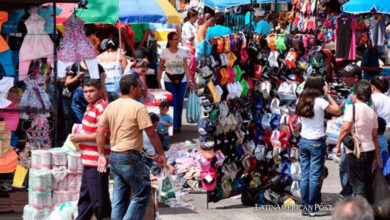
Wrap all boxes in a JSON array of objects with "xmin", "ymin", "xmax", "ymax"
[
  {"xmin": 157, "ymin": 101, "xmax": 173, "ymax": 151},
  {"xmin": 143, "ymin": 112, "xmax": 160, "ymax": 167},
  {"xmin": 378, "ymin": 117, "xmax": 388, "ymax": 164}
]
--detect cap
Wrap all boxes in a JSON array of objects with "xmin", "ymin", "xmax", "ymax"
[
  {"xmin": 340, "ymin": 64, "xmax": 362, "ymax": 78},
  {"xmin": 254, "ymin": 8, "xmax": 265, "ymax": 17},
  {"xmin": 201, "ymin": 169, "xmax": 218, "ymax": 191}
]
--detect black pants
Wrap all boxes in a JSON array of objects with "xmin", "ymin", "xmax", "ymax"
[
  {"xmin": 76, "ymin": 166, "xmax": 111, "ymax": 220},
  {"xmin": 347, "ymin": 150, "xmax": 375, "ymax": 203}
]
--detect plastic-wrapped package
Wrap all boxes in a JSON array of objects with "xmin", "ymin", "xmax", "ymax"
[
  {"xmin": 29, "ymin": 169, "xmax": 52, "ymax": 192},
  {"xmin": 50, "ymin": 148, "xmax": 67, "ymax": 166},
  {"xmin": 31, "ymin": 150, "xmax": 42, "ymax": 170},
  {"xmin": 67, "ymin": 152, "xmax": 81, "ymax": 172},
  {"xmin": 23, "ymin": 205, "xmax": 50, "ymax": 220},
  {"xmin": 41, "ymin": 150, "xmax": 51, "ymax": 170}
]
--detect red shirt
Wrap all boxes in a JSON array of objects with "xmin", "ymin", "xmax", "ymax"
[{"xmin": 79, "ymin": 98, "xmax": 110, "ymax": 167}]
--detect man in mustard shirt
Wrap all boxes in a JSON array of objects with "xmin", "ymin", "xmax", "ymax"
[{"xmin": 96, "ymin": 74, "xmax": 166, "ymax": 220}]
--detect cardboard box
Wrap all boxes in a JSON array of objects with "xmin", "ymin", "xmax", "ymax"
[
  {"xmin": 11, "ymin": 204, "xmax": 24, "ymax": 212},
  {"xmin": 0, "ymin": 204, "xmax": 12, "ymax": 212}
]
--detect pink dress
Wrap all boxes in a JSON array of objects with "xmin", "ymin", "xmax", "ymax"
[
  {"xmin": 19, "ymin": 13, "xmax": 54, "ymax": 80},
  {"xmin": 57, "ymin": 16, "xmax": 96, "ymax": 62}
]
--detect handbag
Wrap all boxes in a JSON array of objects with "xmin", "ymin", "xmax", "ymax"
[
  {"xmin": 62, "ymin": 87, "xmax": 73, "ymax": 99},
  {"xmin": 166, "ymin": 72, "xmax": 185, "ymax": 86},
  {"xmin": 342, "ymin": 104, "xmax": 361, "ymax": 158}
]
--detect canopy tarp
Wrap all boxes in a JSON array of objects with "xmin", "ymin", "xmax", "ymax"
[
  {"xmin": 0, "ymin": 0, "xmax": 78, "ymax": 11},
  {"xmin": 74, "ymin": 0, "xmax": 183, "ymax": 24},
  {"xmin": 342, "ymin": 0, "xmax": 390, "ymax": 14},
  {"xmin": 204, "ymin": 0, "xmax": 291, "ymax": 9}
]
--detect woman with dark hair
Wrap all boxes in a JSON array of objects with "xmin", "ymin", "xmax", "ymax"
[
  {"xmin": 204, "ymin": 12, "xmax": 231, "ymax": 40},
  {"xmin": 370, "ymin": 75, "xmax": 390, "ymax": 143},
  {"xmin": 336, "ymin": 80, "xmax": 381, "ymax": 203},
  {"xmin": 97, "ymin": 38, "xmax": 127, "ymax": 102},
  {"xmin": 196, "ymin": 13, "xmax": 214, "ymax": 43},
  {"xmin": 182, "ymin": 8, "xmax": 199, "ymax": 80},
  {"xmin": 126, "ymin": 58, "xmax": 150, "ymax": 103},
  {"xmin": 157, "ymin": 32, "xmax": 194, "ymax": 133},
  {"xmin": 296, "ymin": 74, "xmax": 342, "ymax": 216}
]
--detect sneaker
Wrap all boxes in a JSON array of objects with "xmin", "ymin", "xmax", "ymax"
[
  {"xmin": 308, "ymin": 209, "xmax": 331, "ymax": 217},
  {"xmin": 301, "ymin": 209, "xmax": 308, "ymax": 216}
]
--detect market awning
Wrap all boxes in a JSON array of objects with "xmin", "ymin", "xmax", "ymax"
[
  {"xmin": 204, "ymin": 0, "xmax": 291, "ymax": 9},
  {"xmin": 342, "ymin": 0, "xmax": 390, "ymax": 15},
  {"xmin": 73, "ymin": 0, "xmax": 183, "ymax": 24},
  {"xmin": 0, "ymin": 0, "xmax": 78, "ymax": 11}
]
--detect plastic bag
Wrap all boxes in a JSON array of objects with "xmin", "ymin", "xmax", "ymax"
[
  {"xmin": 372, "ymin": 167, "xmax": 390, "ymax": 208},
  {"xmin": 186, "ymin": 89, "xmax": 200, "ymax": 123},
  {"xmin": 157, "ymin": 168, "xmax": 177, "ymax": 202}
]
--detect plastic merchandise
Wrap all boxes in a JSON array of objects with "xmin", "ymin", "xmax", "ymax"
[
  {"xmin": 29, "ymin": 169, "xmax": 52, "ymax": 192},
  {"xmin": 28, "ymin": 190, "xmax": 51, "ymax": 210},
  {"xmin": 23, "ymin": 205, "xmax": 50, "ymax": 220},
  {"xmin": 48, "ymin": 201, "xmax": 78, "ymax": 220},
  {"xmin": 41, "ymin": 150, "xmax": 51, "ymax": 170},
  {"xmin": 31, "ymin": 150, "xmax": 42, "ymax": 170},
  {"xmin": 50, "ymin": 148, "xmax": 67, "ymax": 166},
  {"xmin": 67, "ymin": 152, "xmax": 81, "ymax": 172}
]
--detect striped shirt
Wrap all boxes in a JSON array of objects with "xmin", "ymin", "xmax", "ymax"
[{"xmin": 79, "ymin": 98, "xmax": 110, "ymax": 167}]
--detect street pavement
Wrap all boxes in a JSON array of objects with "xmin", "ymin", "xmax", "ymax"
[{"xmin": 159, "ymin": 116, "xmax": 341, "ymax": 220}]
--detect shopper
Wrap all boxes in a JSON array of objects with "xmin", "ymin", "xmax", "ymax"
[
  {"xmin": 296, "ymin": 74, "xmax": 342, "ymax": 216},
  {"xmin": 182, "ymin": 8, "xmax": 199, "ymax": 79},
  {"xmin": 143, "ymin": 112, "xmax": 160, "ymax": 168},
  {"xmin": 96, "ymin": 74, "xmax": 166, "ymax": 220},
  {"xmin": 339, "ymin": 64, "xmax": 362, "ymax": 200},
  {"xmin": 335, "ymin": 80, "xmax": 381, "ymax": 203},
  {"xmin": 361, "ymin": 45, "xmax": 381, "ymax": 80},
  {"xmin": 98, "ymin": 38, "xmax": 127, "ymax": 102},
  {"xmin": 332, "ymin": 196, "xmax": 374, "ymax": 220},
  {"xmin": 126, "ymin": 58, "xmax": 150, "ymax": 103},
  {"xmin": 254, "ymin": 9, "xmax": 271, "ymax": 34},
  {"xmin": 65, "ymin": 61, "xmax": 107, "ymax": 124},
  {"xmin": 70, "ymin": 79, "xmax": 111, "ymax": 220},
  {"xmin": 157, "ymin": 32, "xmax": 194, "ymax": 133},
  {"xmin": 204, "ymin": 13, "xmax": 232, "ymax": 40},
  {"xmin": 196, "ymin": 13, "xmax": 214, "ymax": 43},
  {"xmin": 157, "ymin": 101, "xmax": 173, "ymax": 151},
  {"xmin": 370, "ymin": 75, "xmax": 390, "ymax": 144}
]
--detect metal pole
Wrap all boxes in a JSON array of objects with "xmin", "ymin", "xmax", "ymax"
[{"xmin": 53, "ymin": 0, "xmax": 58, "ymax": 147}]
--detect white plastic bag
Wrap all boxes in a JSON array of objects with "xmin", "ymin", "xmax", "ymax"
[
  {"xmin": 157, "ymin": 168, "xmax": 177, "ymax": 202},
  {"xmin": 186, "ymin": 89, "xmax": 200, "ymax": 123}
]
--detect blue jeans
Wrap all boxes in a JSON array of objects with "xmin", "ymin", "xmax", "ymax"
[
  {"xmin": 298, "ymin": 138, "xmax": 326, "ymax": 211},
  {"xmin": 108, "ymin": 92, "xmax": 118, "ymax": 103},
  {"xmin": 158, "ymin": 133, "xmax": 170, "ymax": 151},
  {"xmin": 110, "ymin": 153, "xmax": 151, "ymax": 220},
  {"xmin": 339, "ymin": 144, "xmax": 353, "ymax": 199},
  {"xmin": 164, "ymin": 82, "xmax": 187, "ymax": 129},
  {"xmin": 71, "ymin": 87, "xmax": 88, "ymax": 123},
  {"xmin": 62, "ymin": 97, "xmax": 75, "ymax": 136}
]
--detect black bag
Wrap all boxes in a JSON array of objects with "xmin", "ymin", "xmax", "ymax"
[
  {"xmin": 372, "ymin": 167, "xmax": 390, "ymax": 218},
  {"xmin": 241, "ymin": 187, "xmax": 261, "ymax": 206},
  {"xmin": 166, "ymin": 72, "xmax": 185, "ymax": 86},
  {"xmin": 342, "ymin": 104, "xmax": 355, "ymax": 151}
]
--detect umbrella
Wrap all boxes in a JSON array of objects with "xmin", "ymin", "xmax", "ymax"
[
  {"xmin": 204, "ymin": 0, "xmax": 291, "ymax": 9},
  {"xmin": 74, "ymin": 0, "xmax": 183, "ymax": 24},
  {"xmin": 342, "ymin": 0, "xmax": 390, "ymax": 14}
]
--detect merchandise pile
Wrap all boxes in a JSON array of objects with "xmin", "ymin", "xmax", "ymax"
[{"xmin": 23, "ymin": 148, "xmax": 82, "ymax": 219}]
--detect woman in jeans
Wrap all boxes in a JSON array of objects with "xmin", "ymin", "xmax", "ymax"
[
  {"xmin": 157, "ymin": 32, "xmax": 194, "ymax": 133},
  {"xmin": 296, "ymin": 75, "xmax": 342, "ymax": 216},
  {"xmin": 336, "ymin": 80, "xmax": 382, "ymax": 203}
]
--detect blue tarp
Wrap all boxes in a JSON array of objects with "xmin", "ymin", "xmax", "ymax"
[
  {"xmin": 204, "ymin": 0, "xmax": 291, "ymax": 9},
  {"xmin": 342, "ymin": 0, "xmax": 390, "ymax": 15}
]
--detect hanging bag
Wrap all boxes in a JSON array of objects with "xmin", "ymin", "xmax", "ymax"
[
  {"xmin": 342, "ymin": 104, "xmax": 361, "ymax": 158},
  {"xmin": 186, "ymin": 89, "xmax": 200, "ymax": 123},
  {"xmin": 157, "ymin": 168, "xmax": 177, "ymax": 202}
]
